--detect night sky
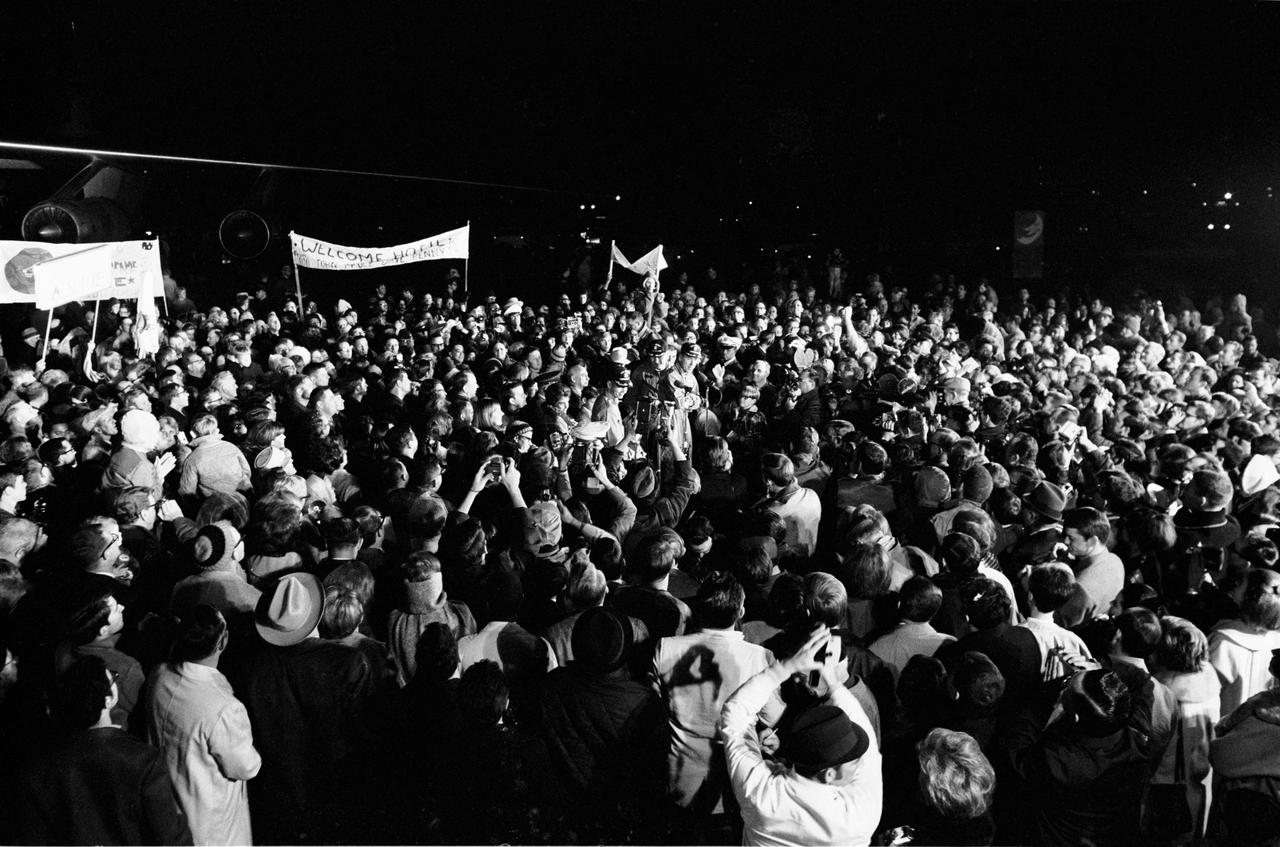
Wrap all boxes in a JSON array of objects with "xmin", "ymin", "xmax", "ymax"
[{"xmin": 6, "ymin": 5, "xmax": 1280, "ymax": 285}]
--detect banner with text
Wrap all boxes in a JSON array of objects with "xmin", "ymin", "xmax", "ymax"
[
  {"xmin": 290, "ymin": 225, "xmax": 469, "ymax": 271},
  {"xmin": 0, "ymin": 239, "xmax": 163, "ymax": 307}
]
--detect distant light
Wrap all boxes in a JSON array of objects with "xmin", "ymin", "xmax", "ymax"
[
  {"xmin": 748, "ymin": 201, "xmax": 753, "ymax": 206},
  {"xmin": 615, "ymin": 195, "xmax": 621, "ymax": 201},
  {"xmin": 1142, "ymin": 190, "xmax": 1148, "ymax": 195},
  {"xmin": 590, "ymin": 204, "xmax": 596, "ymax": 210},
  {"xmin": 1208, "ymin": 223, "xmax": 1215, "ymax": 230},
  {"xmin": 1203, "ymin": 202, "xmax": 1208, "ymax": 206},
  {"xmin": 1224, "ymin": 224, "xmax": 1232, "ymax": 230},
  {"xmin": 1224, "ymin": 192, "xmax": 1233, "ymax": 200},
  {"xmin": 579, "ymin": 204, "xmax": 586, "ymax": 210},
  {"xmin": 995, "ymin": 245, "xmax": 1001, "ymax": 251},
  {"xmin": 1192, "ymin": 182, "xmax": 1198, "ymax": 187}
]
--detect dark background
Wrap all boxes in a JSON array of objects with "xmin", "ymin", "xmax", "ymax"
[{"xmin": 4, "ymin": 4, "xmax": 1280, "ymax": 296}]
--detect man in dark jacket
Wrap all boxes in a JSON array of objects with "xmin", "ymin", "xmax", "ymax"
[
  {"xmin": 234, "ymin": 573, "xmax": 371, "ymax": 845},
  {"xmin": 538, "ymin": 607, "xmax": 665, "ymax": 842},
  {"xmin": 936, "ymin": 578, "xmax": 1042, "ymax": 722},
  {"xmin": 1006, "ymin": 669, "xmax": 1152, "ymax": 847},
  {"xmin": 19, "ymin": 655, "xmax": 192, "ymax": 845}
]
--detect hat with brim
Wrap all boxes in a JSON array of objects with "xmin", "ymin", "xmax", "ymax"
[
  {"xmin": 1022, "ymin": 481, "xmax": 1067, "ymax": 522},
  {"xmin": 255, "ymin": 573, "xmax": 323, "ymax": 646},
  {"xmin": 783, "ymin": 703, "xmax": 869, "ymax": 771}
]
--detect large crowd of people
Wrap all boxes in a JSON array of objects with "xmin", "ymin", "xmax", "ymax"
[{"xmin": 1, "ymin": 250, "xmax": 1279, "ymax": 847}]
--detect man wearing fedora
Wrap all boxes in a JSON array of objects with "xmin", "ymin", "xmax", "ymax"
[
  {"xmin": 234, "ymin": 572, "xmax": 371, "ymax": 845},
  {"xmin": 1002, "ymin": 480, "xmax": 1068, "ymax": 596}
]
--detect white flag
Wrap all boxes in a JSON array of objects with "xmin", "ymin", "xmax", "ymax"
[{"xmin": 610, "ymin": 243, "xmax": 667, "ymax": 277}]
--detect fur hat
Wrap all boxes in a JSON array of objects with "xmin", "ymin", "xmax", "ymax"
[{"xmin": 120, "ymin": 409, "xmax": 160, "ymax": 448}]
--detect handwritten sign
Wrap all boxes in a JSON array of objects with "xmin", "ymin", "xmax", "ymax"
[
  {"xmin": 290, "ymin": 225, "xmax": 469, "ymax": 271},
  {"xmin": 0, "ymin": 239, "xmax": 162, "ymax": 307}
]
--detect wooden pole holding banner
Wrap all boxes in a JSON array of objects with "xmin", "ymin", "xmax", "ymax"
[
  {"xmin": 605, "ymin": 240, "xmax": 616, "ymax": 289},
  {"xmin": 38, "ymin": 312, "xmax": 53, "ymax": 375},
  {"xmin": 83, "ymin": 295, "xmax": 103, "ymax": 382},
  {"xmin": 292, "ymin": 253, "xmax": 304, "ymax": 317},
  {"xmin": 463, "ymin": 220, "xmax": 470, "ymax": 296},
  {"xmin": 27, "ymin": 242, "xmax": 111, "ymax": 374}
]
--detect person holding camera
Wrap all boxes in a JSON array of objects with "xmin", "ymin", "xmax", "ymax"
[{"xmin": 719, "ymin": 624, "xmax": 882, "ymax": 847}]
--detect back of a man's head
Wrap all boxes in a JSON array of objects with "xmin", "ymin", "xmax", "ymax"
[
  {"xmin": 1065, "ymin": 669, "xmax": 1132, "ymax": 737},
  {"xmin": 52, "ymin": 655, "xmax": 112, "ymax": 731},
  {"xmin": 1028, "ymin": 563, "xmax": 1076, "ymax": 614},
  {"xmin": 696, "ymin": 572, "xmax": 746, "ymax": 630},
  {"xmin": 170, "ymin": 605, "xmax": 227, "ymax": 664},
  {"xmin": 323, "ymin": 517, "xmax": 362, "ymax": 552},
  {"xmin": 803, "ymin": 571, "xmax": 848, "ymax": 629},
  {"xmin": 414, "ymin": 622, "xmax": 459, "ymax": 682},
  {"xmin": 69, "ymin": 517, "xmax": 115, "ymax": 573},
  {"xmin": 458, "ymin": 660, "xmax": 509, "ymax": 727},
  {"xmin": 963, "ymin": 578, "xmax": 1010, "ymax": 631},
  {"xmin": 761, "ymin": 453, "xmax": 796, "ymax": 490},
  {"xmin": 402, "ymin": 552, "xmax": 442, "ymax": 583},
  {"xmin": 899, "ymin": 576, "xmax": 943, "ymax": 624},
  {"xmin": 1242, "ymin": 568, "xmax": 1280, "ymax": 631},
  {"xmin": 1114, "ymin": 606, "xmax": 1163, "ymax": 658},
  {"xmin": 628, "ymin": 533, "xmax": 677, "ymax": 586}
]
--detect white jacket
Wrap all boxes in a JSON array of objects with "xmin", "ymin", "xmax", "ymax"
[
  {"xmin": 145, "ymin": 662, "xmax": 261, "ymax": 845},
  {"xmin": 1209, "ymin": 620, "xmax": 1280, "ymax": 718}
]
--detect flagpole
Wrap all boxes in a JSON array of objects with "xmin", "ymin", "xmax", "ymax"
[
  {"xmin": 463, "ymin": 220, "xmax": 470, "ymax": 297},
  {"xmin": 605, "ymin": 240, "xmax": 615, "ymax": 289},
  {"xmin": 83, "ymin": 295, "xmax": 103, "ymax": 382},
  {"xmin": 38, "ymin": 310, "xmax": 54, "ymax": 374}
]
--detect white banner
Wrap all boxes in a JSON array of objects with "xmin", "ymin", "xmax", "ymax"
[
  {"xmin": 290, "ymin": 225, "xmax": 469, "ymax": 271},
  {"xmin": 0, "ymin": 239, "xmax": 163, "ymax": 307}
]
